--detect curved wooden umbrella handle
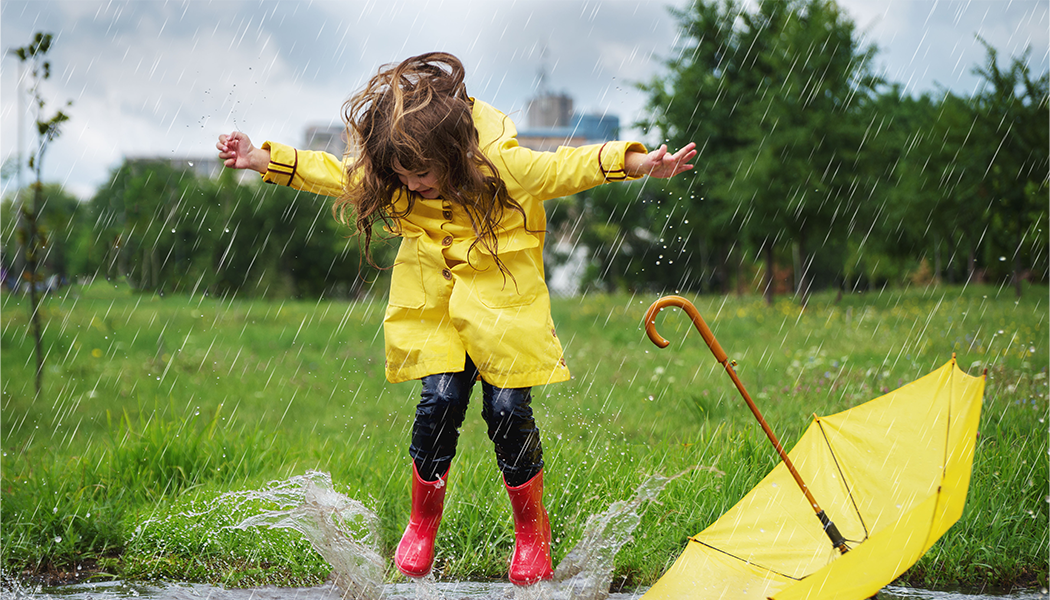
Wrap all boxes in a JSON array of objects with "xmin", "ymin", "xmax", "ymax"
[
  {"xmin": 642, "ymin": 294, "xmax": 851, "ymax": 555},
  {"xmin": 643, "ymin": 295, "xmax": 728, "ymax": 364}
]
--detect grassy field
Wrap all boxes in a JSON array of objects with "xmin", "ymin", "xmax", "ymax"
[{"xmin": 1, "ymin": 281, "xmax": 1047, "ymax": 590}]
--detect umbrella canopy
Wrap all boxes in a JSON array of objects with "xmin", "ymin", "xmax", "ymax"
[{"xmin": 642, "ymin": 298, "xmax": 985, "ymax": 600}]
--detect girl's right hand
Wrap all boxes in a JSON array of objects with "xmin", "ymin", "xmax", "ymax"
[{"xmin": 217, "ymin": 132, "xmax": 269, "ymax": 173}]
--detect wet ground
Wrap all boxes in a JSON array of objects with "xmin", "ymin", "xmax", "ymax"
[
  {"xmin": 6, "ymin": 474, "xmax": 1044, "ymax": 600},
  {"xmin": 2, "ymin": 580, "xmax": 1047, "ymax": 600}
]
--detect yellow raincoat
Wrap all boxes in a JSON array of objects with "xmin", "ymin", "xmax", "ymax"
[{"xmin": 259, "ymin": 100, "xmax": 645, "ymax": 388}]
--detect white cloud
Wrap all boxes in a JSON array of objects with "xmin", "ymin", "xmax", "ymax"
[
  {"xmin": 840, "ymin": 0, "xmax": 1049, "ymax": 94},
  {"xmin": 2, "ymin": 0, "xmax": 1047, "ymax": 200}
]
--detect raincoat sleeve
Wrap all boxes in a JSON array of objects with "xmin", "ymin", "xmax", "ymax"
[
  {"xmin": 493, "ymin": 139, "xmax": 649, "ymax": 201},
  {"xmin": 259, "ymin": 140, "xmax": 348, "ymax": 198},
  {"xmin": 472, "ymin": 100, "xmax": 648, "ymax": 202}
]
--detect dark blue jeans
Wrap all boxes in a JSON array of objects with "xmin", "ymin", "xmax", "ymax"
[{"xmin": 409, "ymin": 355, "xmax": 544, "ymax": 487}]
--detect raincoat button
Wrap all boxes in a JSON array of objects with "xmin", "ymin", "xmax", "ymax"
[
  {"xmin": 442, "ymin": 210, "xmax": 452, "ymax": 220},
  {"xmin": 441, "ymin": 236, "xmax": 453, "ymax": 247},
  {"xmin": 442, "ymin": 268, "xmax": 452, "ymax": 281},
  {"xmin": 551, "ymin": 328, "xmax": 557, "ymax": 337}
]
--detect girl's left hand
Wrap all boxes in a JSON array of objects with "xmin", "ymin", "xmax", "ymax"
[{"xmin": 627, "ymin": 143, "xmax": 697, "ymax": 179}]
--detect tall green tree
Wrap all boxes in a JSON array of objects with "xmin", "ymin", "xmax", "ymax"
[
  {"xmin": 970, "ymin": 40, "xmax": 1049, "ymax": 296},
  {"xmin": 860, "ymin": 88, "xmax": 969, "ymax": 287},
  {"xmin": 641, "ymin": 0, "xmax": 879, "ymax": 305},
  {"xmin": 88, "ymin": 160, "xmax": 378, "ymax": 299},
  {"xmin": 639, "ymin": 0, "xmax": 757, "ymax": 295},
  {"xmin": 208, "ymin": 178, "xmax": 356, "ymax": 298},
  {"xmin": 88, "ymin": 159, "xmax": 206, "ymax": 291},
  {"xmin": 923, "ymin": 92, "xmax": 981, "ymax": 283}
]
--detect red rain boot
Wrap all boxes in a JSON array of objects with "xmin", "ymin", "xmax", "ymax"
[
  {"xmin": 395, "ymin": 463, "xmax": 448, "ymax": 578},
  {"xmin": 505, "ymin": 470, "xmax": 554, "ymax": 586}
]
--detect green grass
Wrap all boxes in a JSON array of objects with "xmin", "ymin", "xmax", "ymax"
[{"xmin": 1, "ymin": 281, "xmax": 1047, "ymax": 589}]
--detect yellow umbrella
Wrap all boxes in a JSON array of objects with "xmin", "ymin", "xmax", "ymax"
[{"xmin": 641, "ymin": 296, "xmax": 985, "ymax": 600}]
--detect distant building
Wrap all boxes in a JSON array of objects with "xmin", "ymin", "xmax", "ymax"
[
  {"xmin": 305, "ymin": 124, "xmax": 348, "ymax": 156},
  {"xmin": 518, "ymin": 90, "xmax": 623, "ymax": 296},
  {"xmin": 526, "ymin": 92, "xmax": 573, "ymax": 129},
  {"xmin": 571, "ymin": 112, "xmax": 620, "ymax": 143},
  {"xmin": 517, "ymin": 91, "xmax": 620, "ymax": 152}
]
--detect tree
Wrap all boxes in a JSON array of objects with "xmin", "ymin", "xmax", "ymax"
[
  {"xmin": 5, "ymin": 184, "xmax": 83, "ymax": 283},
  {"xmin": 12, "ymin": 31, "xmax": 72, "ymax": 396},
  {"xmin": 87, "ymin": 160, "xmax": 378, "ymax": 299},
  {"xmin": 857, "ymin": 88, "xmax": 963, "ymax": 288},
  {"xmin": 638, "ymin": 0, "xmax": 756, "ymax": 296},
  {"xmin": 641, "ymin": 0, "xmax": 879, "ymax": 305},
  {"xmin": 970, "ymin": 40, "xmax": 1049, "ymax": 296}
]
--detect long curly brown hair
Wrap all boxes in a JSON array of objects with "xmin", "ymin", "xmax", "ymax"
[{"xmin": 333, "ymin": 52, "xmax": 526, "ymax": 272}]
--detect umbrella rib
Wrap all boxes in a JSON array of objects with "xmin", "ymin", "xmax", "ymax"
[
  {"xmin": 690, "ymin": 539, "xmax": 804, "ymax": 581},
  {"xmin": 816, "ymin": 419, "xmax": 871, "ymax": 541},
  {"xmin": 923, "ymin": 359, "xmax": 956, "ymax": 550}
]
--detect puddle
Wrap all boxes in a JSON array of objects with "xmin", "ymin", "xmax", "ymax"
[
  {"xmin": 4, "ymin": 471, "xmax": 1045, "ymax": 600},
  {"xmin": 2, "ymin": 580, "xmax": 1046, "ymax": 600}
]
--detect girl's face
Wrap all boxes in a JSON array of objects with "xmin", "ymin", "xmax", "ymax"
[{"xmin": 392, "ymin": 159, "xmax": 442, "ymax": 199}]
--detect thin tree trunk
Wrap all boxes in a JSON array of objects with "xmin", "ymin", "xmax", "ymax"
[
  {"xmin": 117, "ymin": 233, "xmax": 128, "ymax": 284},
  {"xmin": 933, "ymin": 235, "xmax": 942, "ymax": 284},
  {"xmin": 736, "ymin": 249, "xmax": 746, "ymax": 297},
  {"xmin": 717, "ymin": 244, "xmax": 729, "ymax": 295},
  {"xmin": 792, "ymin": 242, "xmax": 802, "ymax": 295},
  {"xmin": 142, "ymin": 246, "xmax": 151, "ymax": 290},
  {"xmin": 1013, "ymin": 246, "xmax": 1023, "ymax": 299},
  {"xmin": 796, "ymin": 234, "xmax": 812, "ymax": 310},
  {"xmin": 152, "ymin": 248, "xmax": 160, "ymax": 291},
  {"xmin": 763, "ymin": 242, "xmax": 775, "ymax": 306},
  {"xmin": 26, "ymin": 186, "xmax": 44, "ymax": 397}
]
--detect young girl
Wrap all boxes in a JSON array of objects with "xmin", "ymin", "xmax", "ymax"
[{"xmin": 217, "ymin": 52, "xmax": 695, "ymax": 585}]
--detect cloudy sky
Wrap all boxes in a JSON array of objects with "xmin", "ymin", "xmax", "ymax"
[{"xmin": 1, "ymin": 0, "xmax": 1047, "ymax": 200}]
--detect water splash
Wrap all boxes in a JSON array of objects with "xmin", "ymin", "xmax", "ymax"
[
  {"xmin": 543, "ymin": 474, "xmax": 676, "ymax": 600},
  {"xmin": 124, "ymin": 470, "xmax": 680, "ymax": 600},
  {"xmin": 466, "ymin": 472, "xmax": 694, "ymax": 600},
  {"xmin": 221, "ymin": 471, "xmax": 383, "ymax": 600},
  {"xmin": 225, "ymin": 471, "xmax": 682, "ymax": 600}
]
